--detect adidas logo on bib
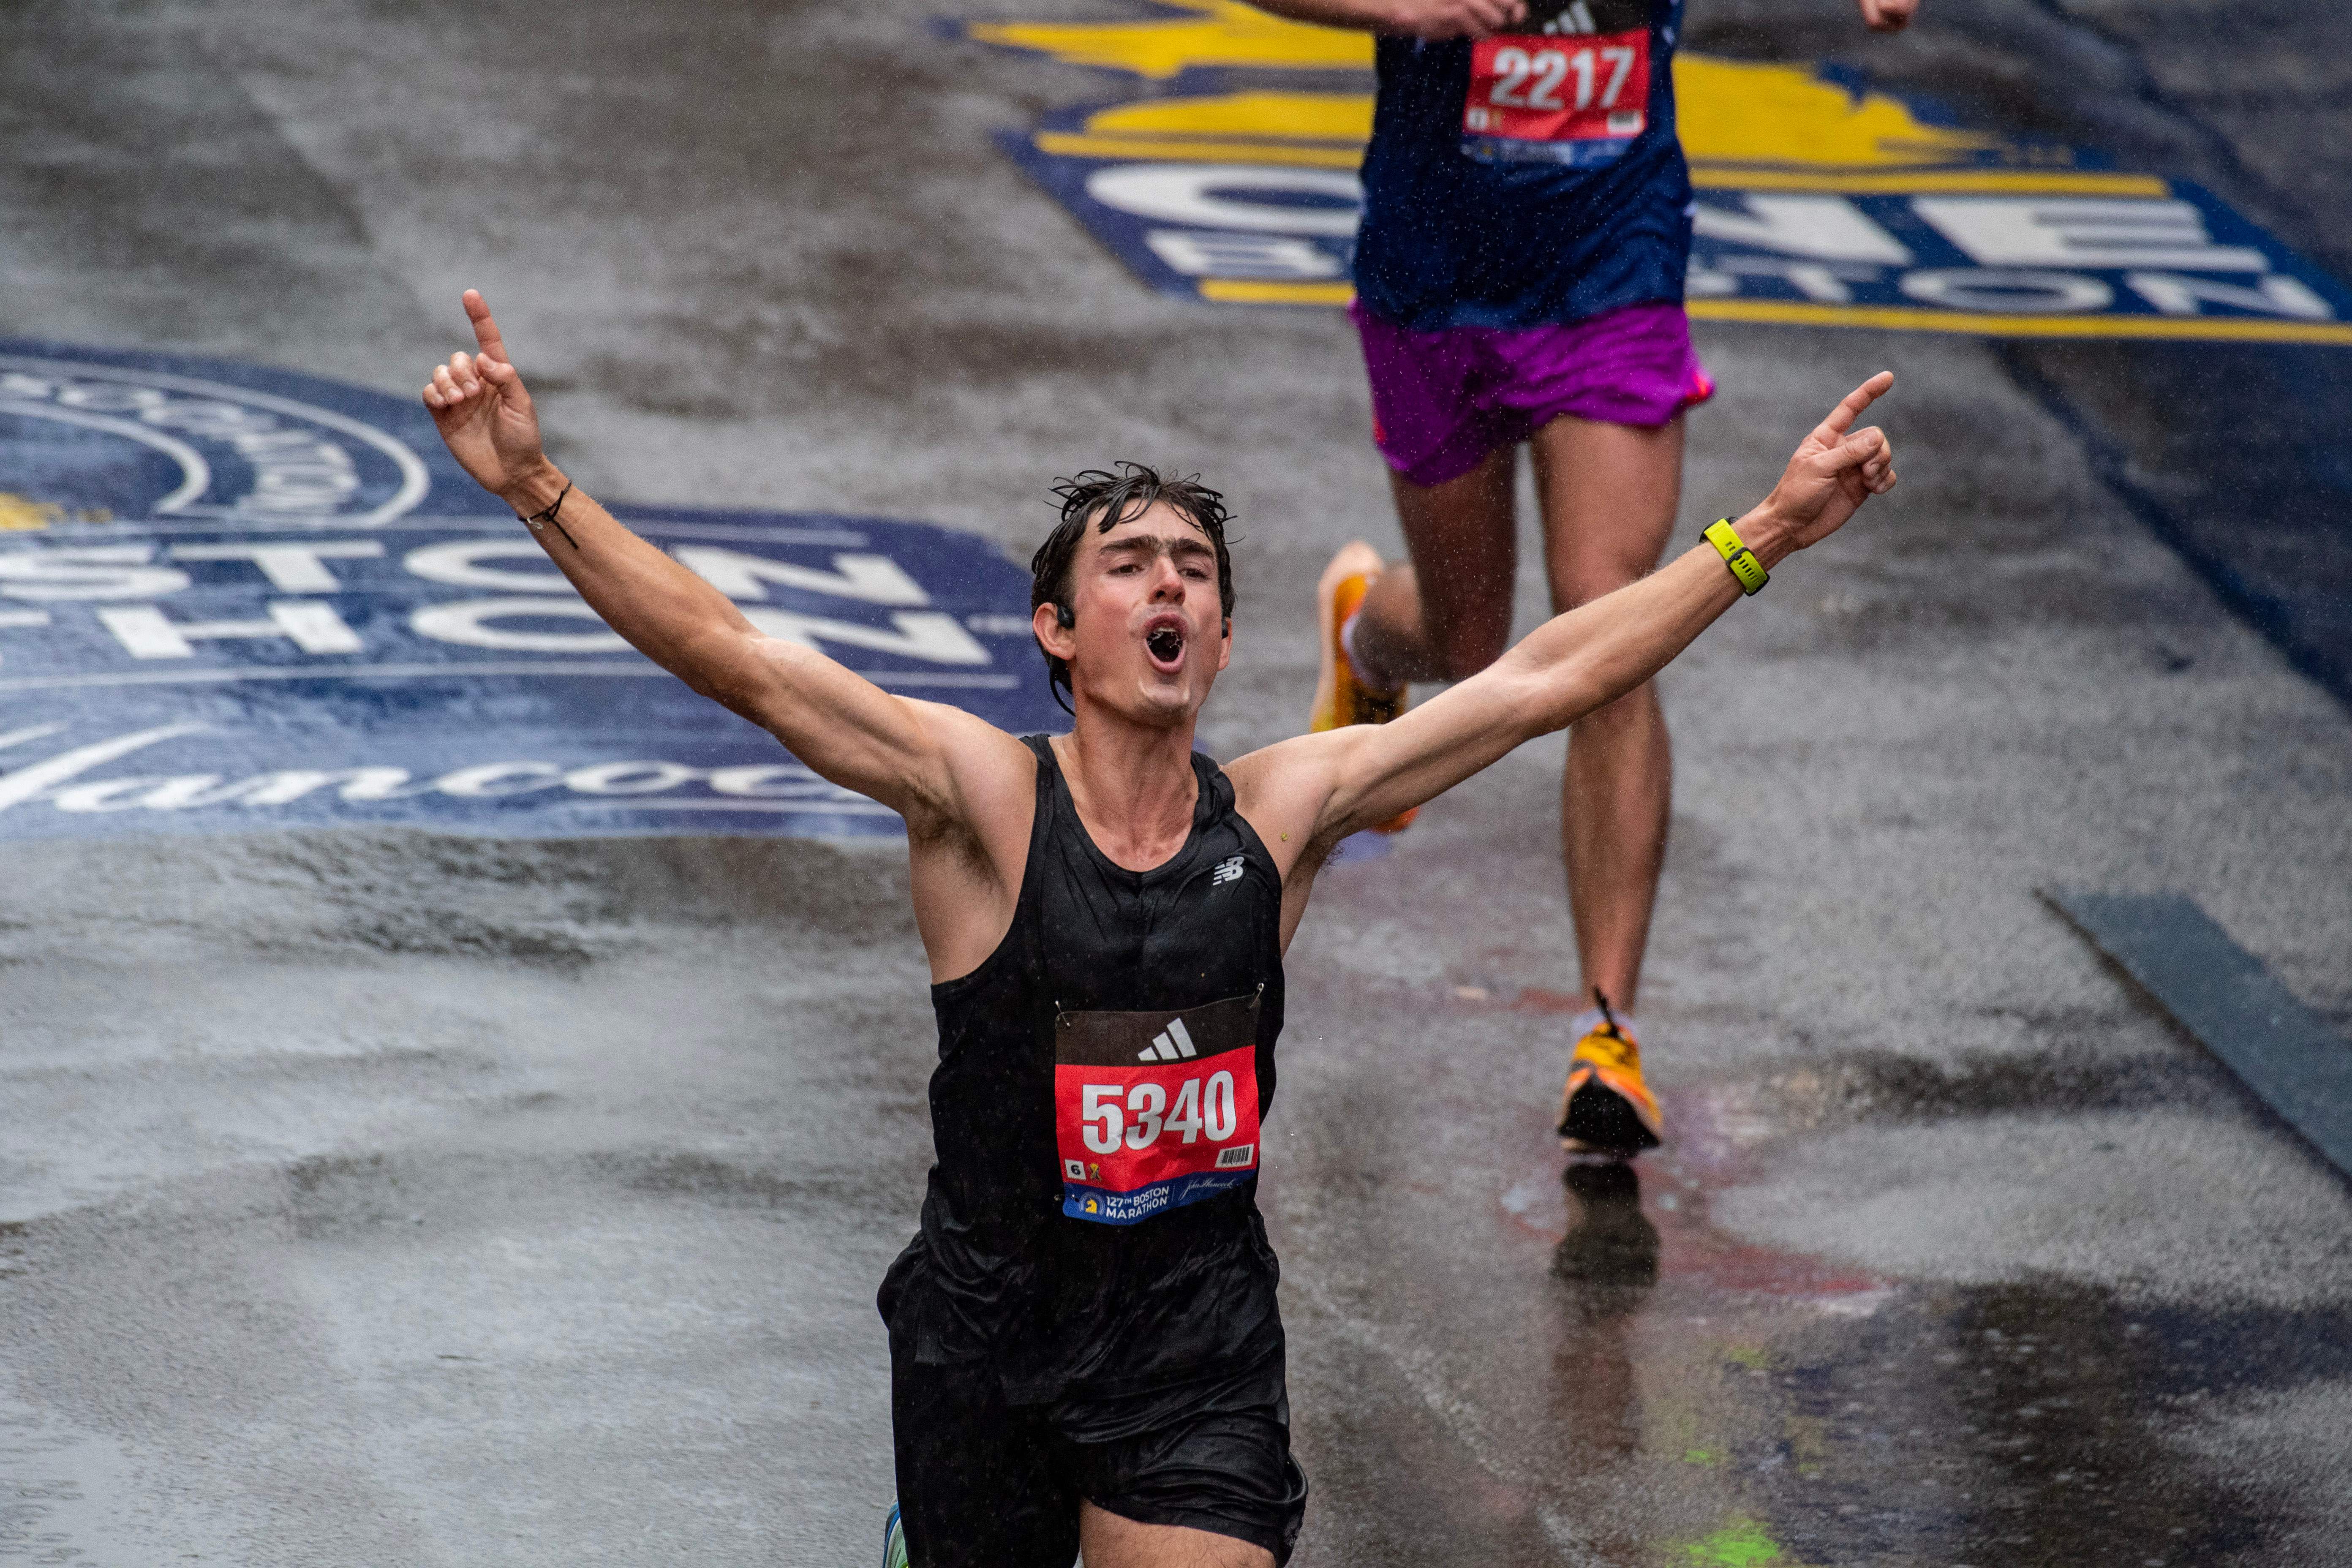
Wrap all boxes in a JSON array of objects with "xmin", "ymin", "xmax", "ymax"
[{"xmin": 1138, "ymin": 1018, "xmax": 1199, "ymax": 1062}]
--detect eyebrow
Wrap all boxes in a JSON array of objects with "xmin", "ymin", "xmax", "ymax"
[{"xmin": 1099, "ymin": 532, "xmax": 1214, "ymax": 559}]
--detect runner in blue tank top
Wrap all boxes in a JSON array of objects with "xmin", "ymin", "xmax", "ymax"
[
  {"xmin": 1250, "ymin": 0, "xmax": 1916, "ymax": 1160},
  {"xmin": 419, "ymin": 290, "xmax": 1900, "ymax": 1566}
]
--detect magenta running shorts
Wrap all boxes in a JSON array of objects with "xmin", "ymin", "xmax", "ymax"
[{"xmin": 1350, "ymin": 300, "xmax": 1716, "ymax": 490}]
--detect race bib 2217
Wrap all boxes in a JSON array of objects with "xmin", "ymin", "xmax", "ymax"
[{"xmin": 1462, "ymin": 0, "xmax": 1654, "ymax": 167}]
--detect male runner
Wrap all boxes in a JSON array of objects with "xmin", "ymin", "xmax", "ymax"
[
  {"xmin": 421, "ymin": 289, "xmax": 1896, "ymax": 1568},
  {"xmin": 1242, "ymin": 0, "xmax": 1916, "ymax": 1157}
]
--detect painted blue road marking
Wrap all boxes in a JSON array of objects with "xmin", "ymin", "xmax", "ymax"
[
  {"xmin": 2047, "ymin": 890, "xmax": 2352, "ymax": 1179},
  {"xmin": 0, "ymin": 343, "xmax": 1060, "ymax": 842}
]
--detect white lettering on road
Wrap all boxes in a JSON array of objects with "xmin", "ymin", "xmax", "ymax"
[
  {"xmin": 1145, "ymin": 231, "xmax": 1343, "ymax": 279},
  {"xmin": 0, "ymin": 545, "xmax": 190, "ymax": 601},
  {"xmin": 408, "ymin": 598, "xmax": 629, "ymax": 653},
  {"xmin": 1085, "ymin": 164, "xmax": 1363, "ymax": 237},
  {"xmin": 1897, "ymin": 268, "xmax": 2115, "ymax": 314},
  {"xmin": 0, "ymin": 722, "xmax": 210, "ymax": 811},
  {"xmin": 1688, "ymin": 256, "xmax": 1885, "ymax": 302},
  {"xmin": 99, "ymin": 601, "xmax": 365, "ymax": 659},
  {"xmin": 433, "ymin": 762, "xmax": 569, "ymax": 798},
  {"xmin": 562, "ymin": 761, "xmax": 703, "ymax": 795},
  {"xmin": 1913, "ymin": 198, "xmax": 2268, "ymax": 272},
  {"xmin": 1693, "ymin": 194, "xmax": 1914, "ymax": 264},
  {"xmin": 2123, "ymin": 271, "xmax": 2333, "ymax": 319},
  {"xmin": 743, "ymin": 607, "xmax": 991, "ymax": 664},
  {"xmin": 673, "ymin": 548, "xmax": 930, "ymax": 606},
  {"xmin": 402, "ymin": 540, "xmax": 575, "ymax": 593},
  {"xmin": 0, "ymin": 726, "xmax": 895, "ymax": 819},
  {"xmin": 169, "ymin": 541, "xmax": 386, "ymax": 592}
]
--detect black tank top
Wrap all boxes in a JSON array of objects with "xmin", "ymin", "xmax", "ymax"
[{"xmin": 880, "ymin": 736, "xmax": 1288, "ymax": 1401}]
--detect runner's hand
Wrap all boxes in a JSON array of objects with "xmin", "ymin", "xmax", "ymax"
[
  {"xmin": 422, "ymin": 290, "xmax": 554, "ymax": 507},
  {"xmin": 1857, "ymin": 0, "xmax": 1916, "ymax": 32},
  {"xmin": 1384, "ymin": 0, "xmax": 1525, "ymax": 41},
  {"xmin": 1752, "ymin": 371, "xmax": 1898, "ymax": 555}
]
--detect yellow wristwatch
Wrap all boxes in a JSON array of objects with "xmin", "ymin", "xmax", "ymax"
[{"xmin": 1704, "ymin": 517, "xmax": 1768, "ymax": 596}]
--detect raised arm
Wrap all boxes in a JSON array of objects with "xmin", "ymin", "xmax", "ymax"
[
  {"xmin": 1239, "ymin": 0, "xmax": 1527, "ymax": 40},
  {"xmin": 1234, "ymin": 373, "xmax": 1899, "ymax": 860},
  {"xmin": 419, "ymin": 290, "xmax": 1026, "ymax": 833}
]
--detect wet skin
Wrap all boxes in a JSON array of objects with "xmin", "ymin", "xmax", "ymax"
[{"xmin": 422, "ymin": 289, "xmax": 1894, "ymax": 1566}]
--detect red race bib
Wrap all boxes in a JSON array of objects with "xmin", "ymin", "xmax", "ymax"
[
  {"xmin": 1462, "ymin": 3, "xmax": 1652, "ymax": 168},
  {"xmin": 1054, "ymin": 992, "xmax": 1263, "ymax": 1227}
]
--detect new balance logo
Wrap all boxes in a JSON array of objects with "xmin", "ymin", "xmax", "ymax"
[
  {"xmin": 1137, "ymin": 1017, "xmax": 1199, "ymax": 1062},
  {"xmin": 1211, "ymin": 855, "xmax": 1245, "ymax": 886}
]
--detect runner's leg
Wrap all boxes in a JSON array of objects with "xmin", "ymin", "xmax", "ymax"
[
  {"xmin": 1528, "ymin": 411, "xmax": 1685, "ymax": 1013},
  {"xmin": 891, "ymin": 1353, "xmax": 1078, "ymax": 1568},
  {"xmin": 1348, "ymin": 444, "xmax": 1519, "ymax": 686},
  {"xmin": 1079, "ymin": 1501, "xmax": 1276, "ymax": 1568}
]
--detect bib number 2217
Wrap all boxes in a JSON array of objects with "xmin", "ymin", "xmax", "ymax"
[
  {"xmin": 1461, "ymin": 0, "xmax": 1652, "ymax": 167},
  {"xmin": 1054, "ymin": 993, "xmax": 1263, "ymax": 1226}
]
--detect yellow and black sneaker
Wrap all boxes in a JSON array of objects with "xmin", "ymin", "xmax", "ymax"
[
  {"xmin": 1556, "ymin": 995, "xmax": 1663, "ymax": 1157},
  {"xmin": 1312, "ymin": 541, "xmax": 1414, "ymax": 833}
]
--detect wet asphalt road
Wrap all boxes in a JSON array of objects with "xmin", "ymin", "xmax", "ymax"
[{"xmin": 5, "ymin": 0, "xmax": 2352, "ymax": 1565}]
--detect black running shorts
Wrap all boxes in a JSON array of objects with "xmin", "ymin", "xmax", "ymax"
[{"xmin": 889, "ymin": 1344, "xmax": 1308, "ymax": 1567}]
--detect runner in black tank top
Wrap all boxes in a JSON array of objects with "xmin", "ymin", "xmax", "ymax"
[
  {"xmin": 881, "ymin": 737, "xmax": 1305, "ymax": 1565},
  {"xmin": 417, "ymin": 297, "xmax": 1900, "ymax": 1568}
]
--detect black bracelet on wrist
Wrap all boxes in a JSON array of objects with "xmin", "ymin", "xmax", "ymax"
[{"xmin": 517, "ymin": 480, "xmax": 577, "ymax": 549}]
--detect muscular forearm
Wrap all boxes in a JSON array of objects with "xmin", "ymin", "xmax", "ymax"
[
  {"xmin": 1506, "ymin": 544, "xmax": 1738, "ymax": 737},
  {"xmin": 1241, "ymin": 0, "xmax": 1405, "ymax": 30},
  {"xmin": 1241, "ymin": 0, "xmax": 1527, "ymax": 38},
  {"xmin": 1295, "ymin": 375, "xmax": 1893, "ymax": 840},
  {"xmin": 1507, "ymin": 502, "xmax": 1801, "ymax": 735},
  {"xmin": 499, "ymin": 460, "xmax": 765, "ymax": 704}
]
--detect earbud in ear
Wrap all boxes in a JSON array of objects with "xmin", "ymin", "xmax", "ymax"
[{"xmin": 1056, "ymin": 604, "xmax": 1075, "ymax": 629}]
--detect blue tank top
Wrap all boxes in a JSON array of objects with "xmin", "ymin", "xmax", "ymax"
[{"xmin": 1352, "ymin": 0, "xmax": 1693, "ymax": 331}]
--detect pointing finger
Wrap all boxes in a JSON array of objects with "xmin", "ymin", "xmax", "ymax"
[
  {"xmin": 463, "ymin": 289, "xmax": 511, "ymax": 365},
  {"xmin": 1812, "ymin": 371, "xmax": 1895, "ymax": 444}
]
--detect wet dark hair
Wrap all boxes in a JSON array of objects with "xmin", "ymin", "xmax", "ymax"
[{"xmin": 1029, "ymin": 463, "xmax": 1237, "ymax": 712}]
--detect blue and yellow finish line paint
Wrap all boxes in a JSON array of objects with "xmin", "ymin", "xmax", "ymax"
[{"xmin": 961, "ymin": 0, "xmax": 2352, "ymax": 343}]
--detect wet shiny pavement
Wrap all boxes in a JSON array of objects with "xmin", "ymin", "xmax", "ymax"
[{"xmin": 5, "ymin": 0, "xmax": 2352, "ymax": 1564}]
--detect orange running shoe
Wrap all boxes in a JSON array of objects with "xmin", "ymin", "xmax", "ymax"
[
  {"xmin": 1312, "ymin": 542, "xmax": 1415, "ymax": 833},
  {"xmin": 1556, "ymin": 996, "xmax": 1663, "ymax": 1156}
]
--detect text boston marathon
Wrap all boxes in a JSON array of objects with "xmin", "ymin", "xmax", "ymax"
[{"xmin": 0, "ymin": 343, "xmax": 1060, "ymax": 842}]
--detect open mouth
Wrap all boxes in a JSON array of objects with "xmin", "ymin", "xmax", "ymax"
[{"xmin": 1145, "ymin": 623, "xmax": 1186, "ymax": 667}]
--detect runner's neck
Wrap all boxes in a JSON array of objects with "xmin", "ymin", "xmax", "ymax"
[{"xmin": 1050, "ymin": 719, "xmax": 1203, "ymax": 874}]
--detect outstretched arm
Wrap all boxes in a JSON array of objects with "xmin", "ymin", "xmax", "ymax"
[
  {"xmin": 419, "ymin": 290, "xmax": 1025, "ymax": 833},
  {"xmin": 1234, "ymin": 373, "xmax": 1900, "ymax": 861},
  {"xmin": 1239, "ymin": 0, "xmax": 1527, "ymax": 41}
]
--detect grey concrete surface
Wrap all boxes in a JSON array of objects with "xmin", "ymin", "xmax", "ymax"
[{"xmin": 3, "ymin": 0, "xmax": 2349, "ymax": 1565}]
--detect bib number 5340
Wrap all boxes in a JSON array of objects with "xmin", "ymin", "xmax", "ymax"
[{"xmin": 1081, "ymin": 1071, "xmax": 1241, "ymax": 1154}]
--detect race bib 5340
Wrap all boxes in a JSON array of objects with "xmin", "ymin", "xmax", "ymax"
[
  {"xmin": 1462, "ymin": 0, "xmax": 1653, "ymax": 167},
  {"xmin": 1054, "ymin": 992, "xmax": 1263, "ymax": 1227}
]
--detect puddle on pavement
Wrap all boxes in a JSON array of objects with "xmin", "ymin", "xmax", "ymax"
[
  {"xmin": 0, "ymin": 1394, "xmax": 247, "ymax": 1566},
  {"xmin": 1475, "ymin": 1089, "xmax": 2333, "ymax": 1567}
]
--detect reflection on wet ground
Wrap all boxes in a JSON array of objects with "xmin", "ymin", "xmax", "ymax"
[
  {"xmin": 1498, "ymin": 1154, "xmax": 2301, "ymax": 1567},
  {"xmin": 1279, "ymin": 990, "xmax": 2350, "ymax": 1568}
]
